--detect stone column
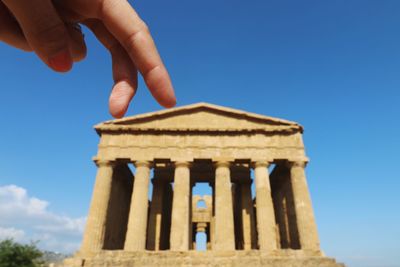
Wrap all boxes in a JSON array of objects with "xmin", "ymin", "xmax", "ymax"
[
  {"xmin": 214, "ymin": 161, "xmax": 235, "ymax": 250},
  {"xmin": 240, "ymin": 180, "xmax": 257, "ymax": 250},
  {"xmin": 170, "ymin": 161, "xmax": 191, "ymax": 251},
  {"xmin": 124, "ymin": 161, "xmax": 152, "ymax": 251},
  {"xmin": 81, "ymin": 160, "xmax": 114, "ymax": 253},
  {"xmin": 206, "ymin": 225, "xmax": 211, "ymax": 250},
  {"xmin": 210, "ymin": 183, "xmax": 215, "ymax": 249},
  {"xmin": 146, "ymin": 178, "xmax": 165, "ymax": 251},
  {"xmin": 232, "ymin": 183, "xmax": 242, "ymax": 249},
  {"xmin": 254, "ymin": 161, "xmax": 277, "ymax": 251},
  {"xmin": 289, "ymin": 161, "xmax": 320, "ymax": 251},
  {"xmin": 103, "ymin": 163, "xmax": 134, "ymax": 250}
]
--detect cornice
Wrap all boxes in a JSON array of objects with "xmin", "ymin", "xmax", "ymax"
[
  {"xmin": 97, "ymin": 144, "xmax": 305, "ymax": 150},
  {"xmin": 95, "ymin": 126, "xmax": 302, "ymax": 135}
]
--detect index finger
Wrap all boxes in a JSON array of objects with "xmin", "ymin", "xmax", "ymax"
[{"xmin": 97, "ymin": 0, "xmax": 176, "ymax": 108}]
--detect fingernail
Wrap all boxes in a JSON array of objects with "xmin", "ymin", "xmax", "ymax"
[
  {"xmin": 69, "ymin": 23, "xmax": 84, "ymax": 38},
  {"xmin": 71, "ymin": 23, "xmax": 82, "ymax": 33},
  {"xmin": 48, "ymin": 50, "xmax": 73, "ymax": 72}
]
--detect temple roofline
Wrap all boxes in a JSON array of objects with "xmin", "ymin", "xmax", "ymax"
[{"xmin": 94, "ymin": 102, "xmax": 304, "ymax": 135}]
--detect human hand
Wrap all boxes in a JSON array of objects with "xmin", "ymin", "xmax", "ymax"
[{"xmin": 0, "ymin": 0, "xmax": 176, "ymax": 118}]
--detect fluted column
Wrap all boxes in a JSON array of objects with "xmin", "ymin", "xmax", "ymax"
[
  {"xmin": 124, "ymin": 160, "xmax": 152, "ymax": 251},
  {"xmin": 81, "ymin": 160, "xmax": 114, "ymax": 253},
  {"xmin": 254, "ymin": 161, "xmax": 277, "ymax": 251},
  {"xmin": 241, "ymin": 180, "xmax": 257, "ymax": 250},
  {"xmin": 214, "ymin": 161, "xmax": 235, "ymax": 250},
  {"xmin": 170, "ymin": 161, "xmax": 191, "ymax": 251},
  {"xmin": 289, "ymin": 161, "xmax": 320, "ymax": 251},
  {"xmin": 146, "ymin": 179, "xmax": 165, "ymax": 250}
]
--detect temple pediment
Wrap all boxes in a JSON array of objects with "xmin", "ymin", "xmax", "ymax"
[{"xmin": 95, "ymin": 102, "xmax": 303, "ymax": 134}]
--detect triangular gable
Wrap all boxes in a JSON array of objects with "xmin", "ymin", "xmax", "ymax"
[{"xmin": 95, "ymin": 103, "xmax": 303, "ymax": 134}]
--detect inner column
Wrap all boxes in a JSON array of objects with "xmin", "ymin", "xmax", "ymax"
[
  {"xmin": 240, "ymin": 177, "xmax": 257, "ymax": 250},
  {"xmin": 146, "ymin": 177, "xmax": 165, "ymax": 251},
  {"xmin": 103, "ymin": 163, "xmax": 134, "ymax": 250},
  {"xmin": 213, "ymin": 161, "xmax": 235, "ymax": 250},
  {"xmin": 254, "ymin": 161, "xmax": 277, "ymax": 252},
  {"xmin": 170, "ymin": 161, "xmax": 191, "ymax": 251}
]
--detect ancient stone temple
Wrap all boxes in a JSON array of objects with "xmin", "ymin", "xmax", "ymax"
[{"xmin": 65, "ymin": 103, "xmax": 344, "ymax": 267}]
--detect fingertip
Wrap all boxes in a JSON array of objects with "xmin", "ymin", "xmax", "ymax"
[
  {"xmin": 109, "ymin": 80, "xmax": 136, "ymax": 118},
  {"xmin": 151, "ymin": 83, "xmax": 176, "ymax": 109},
  {"xmin": 164, "ymin": 83, "xmax": 177, "ymax": 108},
  {"xmin": 145, "ymin": 66, "xmax": 177, "ymax": 109},
  {"xmin": 109, "ymin": 99, "xmax": 128, "ymax": 119},
  {"xmin": 161, "ymin": 93, "xmax": 177, "ymax": 108},
  {"xmin": 110, "ymin": 109, "xmax": 125, "ymax": 119},
  {"xmin": 48, "ymin": 50, "xmax": 73, "ymax": 72}
]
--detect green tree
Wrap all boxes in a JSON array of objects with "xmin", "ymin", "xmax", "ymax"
[{"xmin": 0, "ymin": 239, "xmax": 43, "ymax": 267}]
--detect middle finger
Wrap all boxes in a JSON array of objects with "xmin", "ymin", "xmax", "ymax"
[{"xmin": 84, "ymin": 19, "xmax": 138, "ymax": 118}]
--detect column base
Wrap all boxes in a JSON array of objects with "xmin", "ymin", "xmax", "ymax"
[{"xmin": 63, "ymin": 250, "xmax": 345, "ymax": 267}]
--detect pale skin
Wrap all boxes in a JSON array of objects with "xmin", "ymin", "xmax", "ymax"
[{"xmin": 0, "ymin": 0, "xmax": 176, "ymax": 118}]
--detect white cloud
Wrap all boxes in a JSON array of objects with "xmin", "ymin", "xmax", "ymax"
[
  {"xmin": 0, "ymin": 185, "xmax": 86, "ymax": 253},
  {"xmin": 0, "ymin": 227, "xmax": 25, "ymax": 241}
]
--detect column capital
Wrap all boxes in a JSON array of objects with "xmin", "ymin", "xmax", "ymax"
[
  {"xmin": 134, "ymin": 160, "xmax": 152, "ymax": 168},
  {"xmin": 174, "ymin": 161, "xmax": 192, "ymax": 168},
  {"xmin": 171, "ymin": 157, "xmax": 193, "ymax": 162},
  {"xmin": 214, "ymin": 161, "xmax": 231, "ymax": 168},
  {"xmin": 252, "ymin": 160, "xmax": 271, "ymax": 169},
  {"xmin": 93, "ymin": 159, "xmax": 115, "ymax": 168},
  {"xmin": 288, "ymin": 160, "xmax": 308, "ymax": 168}
]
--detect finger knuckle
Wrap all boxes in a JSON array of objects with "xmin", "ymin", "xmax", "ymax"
[
  {"xmin": 32, "ymin": 21, "xmax": 68, "ymax": 51},
  {"xmin": 97, "ymin": 0, "xmax": 122, "ymax": 20},
  {"xmin": 139, "ymin": 21, "xmax": 150, "ymax": 34},
  {"xmin": 122, "ymin": 31, "xmax": 143, "ymax": 55},
  {"xmin": 122, "ymin": 21, "xmax": 150, "ymax": 54}
]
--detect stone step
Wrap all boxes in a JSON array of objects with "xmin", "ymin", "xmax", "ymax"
[{"xmin": 64, "ymin": 253, "xmax": 346, "ymax": 267}]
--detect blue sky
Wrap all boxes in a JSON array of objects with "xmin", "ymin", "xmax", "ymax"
[{"xmin": 0, "ymin": 1, "xmax": 399, "ymax": 266}]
